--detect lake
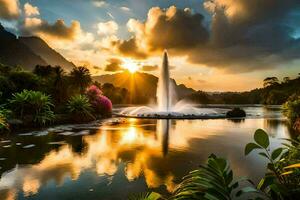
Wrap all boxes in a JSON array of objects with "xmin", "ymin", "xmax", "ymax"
[{"xmin": 0, "ymin": 105, "xmax": 295, "ymax": 200}]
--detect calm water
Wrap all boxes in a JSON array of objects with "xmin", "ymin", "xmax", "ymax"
[{"xmin": 0, "ymin": 106, "xmax": 294, "ymax": 200}]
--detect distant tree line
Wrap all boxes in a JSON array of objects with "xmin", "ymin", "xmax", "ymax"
[{"xmin": 185, "ymin": 75, "xmax": 300, "ymax": 105}]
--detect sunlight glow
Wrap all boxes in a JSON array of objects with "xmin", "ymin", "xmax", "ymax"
[{"xmin": 122, "ymin": 59, "xmax": 140, "ymax": 73}]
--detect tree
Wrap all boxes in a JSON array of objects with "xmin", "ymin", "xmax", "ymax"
[
  {"xmin": 263, "ymin": 77, "xmax": 279, "ymax": 87},
  {"xmin": 33, "ymin": 65, "xmax": 53, "ymax": 78},
  {"xmin": 69, "ymin": 66, "xmax": 92, "ymax": 94},
  {"xmin": 52, "ymin": 66, "xmax": 67, "ymax": 104},
  {"xmin": 283, "ymin": 76, "xmax": 290, "ymax": 83}
]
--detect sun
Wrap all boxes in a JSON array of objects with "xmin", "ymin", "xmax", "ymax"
[{"xmin": 122, "ymin": 59, "xmax": 139, "ymax": 73}]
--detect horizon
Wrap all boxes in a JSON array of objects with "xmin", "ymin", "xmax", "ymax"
[{"xmin": 1, "ymin": 0, "xmax": 300, "ymax": 92}]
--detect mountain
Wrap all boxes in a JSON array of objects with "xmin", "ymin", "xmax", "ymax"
[
  {"xmin": 19, "ymin": 37, "xmax": 75, "ymax": 71},
  {"xmin": 93, "ymin": 71, "xmax": 195, "ymax": 103},
  {"xmin": 0, "ymin": 24, "xmax": 75, "ymax": 71},
  {"xmin": 0, "ymin": 24, "xmax": 47, "ymax": 69}
]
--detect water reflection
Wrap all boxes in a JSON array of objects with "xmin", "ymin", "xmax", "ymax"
[{"xmin": 0, "ymin": 108, "xmax": 293, "ymax": 200}]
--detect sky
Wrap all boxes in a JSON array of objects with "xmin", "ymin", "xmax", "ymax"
[{"xmin": 1, "ymin": 0, "xmax": 300, "ymax": 92}]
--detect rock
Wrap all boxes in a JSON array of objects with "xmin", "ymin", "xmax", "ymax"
[
  {"xmin": 293, "ymin": 118, "xmax": 300, "ymax": 132},
  {"xmin": 226, "ymin": 108, "xmax": 246, "ymax": 118}
]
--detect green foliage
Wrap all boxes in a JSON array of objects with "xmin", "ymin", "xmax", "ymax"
[
  {"xmin": 69, "ymin": 66, "xmax": 92, "ymax": 93},
  {"xmin": 283, "ymin": 97, "xmax": 300, "ymax": 123},
  {"xmin": 67, "ymin": 95, "xmax": 95, "ymax": 122},
  {"xmin": 8, "ymin": 70, "xmax": 39, "ymax": 92},
  {"xmin": 128, "ymin": 192, "xmax": 162, "ymax": 200},
  {"xmin": 245, "ymin": 129, "xmax": 300, "ymax": 199},
  {"xmin": 0, "ymin": 110, "xmax": 9, "ymax": 132},
  {"xmin": 9, "ymin": 90, "xmax": 55, "ymax": 125},
  {"xmin": 171, "ymin": 154, "xmax": 258, "ymax": 200}
]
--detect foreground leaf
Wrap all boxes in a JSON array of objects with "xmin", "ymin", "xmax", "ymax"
[{"xmin": 254, "ymin": 129, "xmax": 269, "ymax": 148}]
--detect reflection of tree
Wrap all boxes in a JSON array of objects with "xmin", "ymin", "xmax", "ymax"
[
  {"xmin": 0, "ymin": 133, "xmax": 87, "ymax": 178},
  {"xmin": 0, "ymin": 122, "xmax": 177, "ymax": 198}
]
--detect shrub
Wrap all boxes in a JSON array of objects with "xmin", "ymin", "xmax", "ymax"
[
  {"xmin": 86, "ymin": 85, "xmax": 112, "ymax": 116},
  {"xmin": 67, "ymin": 95, "xmax": 95, "ymax": 122},
  {"xmin": 283, "ymin": 97, "xmax": 300, "ymax": 123},
  {"xmin": 8, "ymin": 71, "xmax": 39, "ymax": 92},
  {"xmin": 0, "ymin": 112, "xmax": 9, "ymax": 133},
  {"xmin": 9, "ymin": 90, "xmax": 55, "ymax": 125}
]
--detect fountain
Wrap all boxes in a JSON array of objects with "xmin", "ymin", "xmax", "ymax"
[{"xmin": 118, "ymin": 51, "xmax": 226, "ymax": 119}]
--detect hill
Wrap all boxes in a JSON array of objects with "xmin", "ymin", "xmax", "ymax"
[
  {"xmin": 0, "ymin": 24, "xmax": 47, "ymax": 69},
  {"xmin": 0, "ymin": 24, "xmax": 75, "ymax": 71},
  {"xmin": 19, "ymin": 36, "xmax": 75, "ymax": 71},
  {"xmin": 93, "ymin": 71, "xmax": 195, "ymax": 104}
]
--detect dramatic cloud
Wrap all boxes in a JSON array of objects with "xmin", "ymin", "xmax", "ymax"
[
  {"xmin": 187, "ymin": 0, "xmax": 300, "ymax": 73},
  {"xmin": 141, "ymin": 65, "xmax": 158, "ymax": 71},
  {"xmin": 24, "ymin": 3, "xmax": 40, "ymax": 17},
  {"xmin": 0, "ymin": 0, "xmax": 20, "ymax": 20},
  {"xmin": 112, "ymin": 6, "xmax": 208, "ymax": 58},
  {"xmin": 111, "ymin": 3, "xmax": 300, "ymax": 73},
  {"xmin": 113, "ymin": 38, "xmax": 148, "ymax": 59},
  {"xmin": 104, "ymin": 58, "xmax": 123, "ymax": 71},
  {"xmin": 97, "ymin": 20, "xmax": 118, "ymax": 36},
  {"xmin": 20, "ymin": 18, "xmax": 81, "ymax": 40}
]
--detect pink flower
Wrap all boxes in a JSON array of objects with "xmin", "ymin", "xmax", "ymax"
[
  {"xmin": 86, "ymin": 85, "xmax": 102, "ymax": 98},
  {"xmin": 86, "ymin": 85, "xmax": 112, "ymax": 115}
]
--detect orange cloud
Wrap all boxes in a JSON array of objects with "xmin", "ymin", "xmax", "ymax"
[
  {"xmin": 0, "ymin": 0, "xmax": 20, "ymax": 20},
  {"xmin": 24, "ymin": 3, "xmax": 40, "ymax": 17}
]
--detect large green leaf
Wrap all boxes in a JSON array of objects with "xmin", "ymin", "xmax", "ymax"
[
  {"xmin": 254, "ymin": 129, "xmax": 269, "ymax": 148},
  {"xmin": 245, "ymin": 143, "xmax": 261, "ymax": 155},
  {"xmin": 271, "ymin": 147, "xmax": 283, "ymax": 160}
]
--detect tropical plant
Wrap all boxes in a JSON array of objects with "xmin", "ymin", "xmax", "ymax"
[
  {"xmin": 245, "ymin": 129, "xmax": 300, "ymax": 199},
  {"xmin": 52, "ymin": 66, "xmax": 67, "ymax": 104},
  {"xmin": 130, "ymin": 155, "xmax": 260, "ymax": 200},
  {"xmin": 9, "ymin": 90, "xmax": 55, "ymax": 125},
  {"xmin": 67, "ymin": 94, "xmax": 95, "ymax": 122},
  {"xmin": 171, "ymin": 154, "xmax": 259, "ymax": 200},
  {"xmin": 128, "ymin": 192, "xmax": 161, "ymax": 200},
  {"xmin": 69, "ymin": 66, "xmax": 92, "ymax": 93}
]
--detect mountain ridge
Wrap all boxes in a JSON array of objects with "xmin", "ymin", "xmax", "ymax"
[
  {"xmin": 93, "ymin": 71, "xmax": 195, "ymax": 103},
  {"xmin": 0, "ymin": 24, "xmax": 75, "ymax": 71}
]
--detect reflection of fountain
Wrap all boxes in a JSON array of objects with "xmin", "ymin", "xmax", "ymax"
[
  {"xmin": 119, "ymin": 51, "xmax": 225, "ymax": 119},
  {"xmin": 157, "ymin": 120, "xmax": 170, "ymax": 156}
]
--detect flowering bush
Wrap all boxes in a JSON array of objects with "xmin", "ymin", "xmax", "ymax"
[{"xmin": 86, "ymin": 85, "xmax": 112, "ymax": 116}]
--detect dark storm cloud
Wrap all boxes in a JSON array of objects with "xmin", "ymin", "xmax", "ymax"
[
  {"xmin": 187, "ymin": 0, "xmax": 300, "ymax": 72},
  {"xmin": 104, "ymin": 58, "xmax": 123, "ymax": 71}
]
